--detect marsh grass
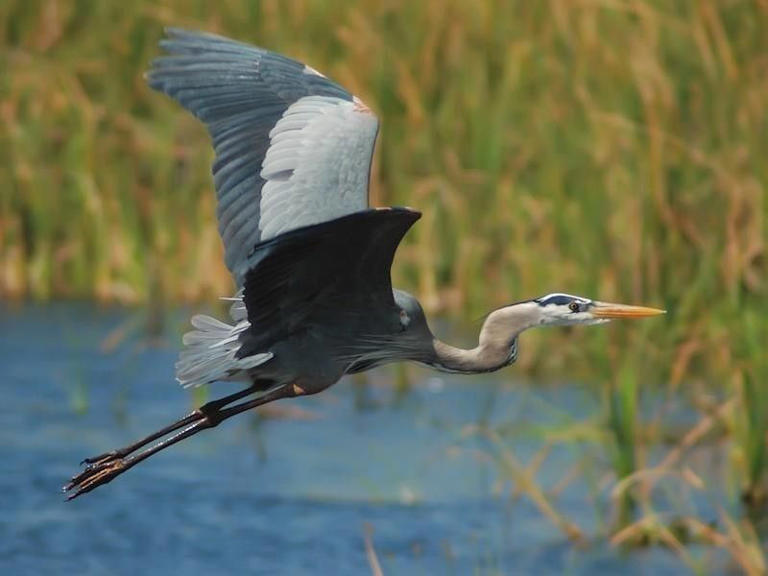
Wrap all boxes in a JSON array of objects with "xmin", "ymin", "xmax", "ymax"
[
  {"xmin": 606, "ymin": 358, "xmax": 640, "ymax": 529},
  {"xmin": 733, "ymin": 312, "xmax": 768, "ymax": 507}
]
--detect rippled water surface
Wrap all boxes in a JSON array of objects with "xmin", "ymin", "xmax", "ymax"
[{"xmin": 1, "ymin": 304, "xmax": 724, "ymax": 574}]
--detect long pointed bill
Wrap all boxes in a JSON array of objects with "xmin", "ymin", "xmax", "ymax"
[{"xmin": 590, "ymin": 301, "xmax": 666, "ymax": 319}]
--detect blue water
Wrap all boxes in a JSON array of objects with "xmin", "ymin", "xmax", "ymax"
[{"xmin": 0, "ymin": 303, "xmax": 734, "ymax": 574}]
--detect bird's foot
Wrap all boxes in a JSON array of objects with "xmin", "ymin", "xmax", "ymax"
[{"xmin": 64, "ymin": 457, "xmax": 127, "ymax": 501}]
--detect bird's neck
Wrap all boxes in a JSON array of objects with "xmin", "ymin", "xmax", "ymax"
[{"xmin": 429, "ymin": 303, "xmax": 539, "ymax": 373}]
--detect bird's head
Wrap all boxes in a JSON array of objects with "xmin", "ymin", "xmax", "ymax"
[{"xmin": 532, "ymin": 293, "xmax": 665, "ymax": 326}]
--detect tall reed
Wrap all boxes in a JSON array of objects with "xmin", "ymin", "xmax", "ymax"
[{"xmin": 733, "ymin": 311, "xmax": 768, "ymax": 507}]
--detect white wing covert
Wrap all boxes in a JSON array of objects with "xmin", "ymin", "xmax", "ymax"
[{"xmin": 259, "ymin": 95, "xmax": 378, "ymax": 240}]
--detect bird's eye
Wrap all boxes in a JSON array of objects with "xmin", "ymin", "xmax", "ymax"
[{"xmin": 569, "ymin": 301, "xmax": 580, "ymax": 313}]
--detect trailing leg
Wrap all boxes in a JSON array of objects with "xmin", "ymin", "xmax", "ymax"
[{"xmin": 65, "ymin": 383, "xmax": 295, "ymax": 500}]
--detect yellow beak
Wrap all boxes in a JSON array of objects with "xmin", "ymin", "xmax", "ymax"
[{"xmin": 590, "ymin": 301, "xmax": 666, "ymax": 319}]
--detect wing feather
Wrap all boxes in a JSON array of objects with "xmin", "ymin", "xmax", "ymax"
[
  {"xmin": 147, "ymin": 29, "xmax": 378, "ymax": 285},
  {"xmin": 258, "ymin": 96, "xmax": 378, "ymax": 243},
  {"xmin": 237, "ymin": 208, "xmax": 421, "ymax": 359}
]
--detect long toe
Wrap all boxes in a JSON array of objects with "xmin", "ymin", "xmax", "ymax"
[{"xmin": 65, "ymin": 460, "xmax": 126, "ymax": 500}]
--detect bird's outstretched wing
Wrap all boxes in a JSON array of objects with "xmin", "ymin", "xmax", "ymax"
[
  {"xmin": 236, "ymin": 208, "xmax": 421, "ymax": 358},
  {"xmin": 146, "ymin": 28, "xmax": 379, "ymax": 285}
]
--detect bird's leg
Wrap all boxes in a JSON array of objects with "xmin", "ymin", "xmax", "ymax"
[
  {"xmin": 64, "ymin": 384, "xmax": 297, "ymax": 500},
  {"xmin": 78, "ymin": 384, "xmax": 261, "ymax": 467}
]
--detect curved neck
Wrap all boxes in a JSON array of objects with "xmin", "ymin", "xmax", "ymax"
[{"xmin": 429, "ymin": 302, "xmax": 539, "ymax": 373}]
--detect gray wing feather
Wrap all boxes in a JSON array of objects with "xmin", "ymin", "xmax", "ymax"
[
  {"xmin": 147, "ymin": 28, "xmax": 372, "ymax": 284},
  {"xmin": 257, "ymin": 96, "xmax": 378, "ymax": 243}
]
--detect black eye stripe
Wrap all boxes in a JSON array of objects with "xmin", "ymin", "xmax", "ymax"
[
  {"xmin": 532, "ymin": 293, "xmax": 592, "ymax": 308},
  {"xmin": 535, "ymin": 294, "xmax": 573, "ymax": 306}
]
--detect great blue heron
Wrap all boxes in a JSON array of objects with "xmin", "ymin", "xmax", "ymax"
[{"xmin": 65, "ymin": 29, "xmax": 664, "ymax": 500}]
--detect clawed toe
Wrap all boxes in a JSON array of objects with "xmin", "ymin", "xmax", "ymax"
[{"xmin": 64, "ymin": 458, "xmax": 126, "ymax": 500}]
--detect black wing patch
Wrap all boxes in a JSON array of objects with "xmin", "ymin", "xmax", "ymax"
[{"xmin": 237, "ymin": 208, "xmax": 420, "ymax": 357}]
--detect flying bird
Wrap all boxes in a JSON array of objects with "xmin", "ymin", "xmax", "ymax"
[{"xmin": 65, "ymin": 29, "xmax": 664, "ymax": 499}]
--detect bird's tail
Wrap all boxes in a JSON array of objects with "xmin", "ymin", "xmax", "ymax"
[{"xmin": 175, "ymin": 311, "xmax": 272, "ymax": 388}]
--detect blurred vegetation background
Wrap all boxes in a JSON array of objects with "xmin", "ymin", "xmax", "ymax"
[
  {"xmin": 0, "ymin": 0, "xmax": 768, "ymax": 384},
  {"xmin": 2, "ymin": 0, "xmax": 765, "ymax": 383},
  {"xmin": 1, "ymin": 0, "xmax": 766, "ymax": 568}
]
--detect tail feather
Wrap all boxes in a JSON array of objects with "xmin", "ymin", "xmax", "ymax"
[
  {"xmin": 190, "ymin": 314, "xmax": 233, "ymax": 332},
  {"xmin": 221, "ymin": 288, "xmax": 248, "ymax": 322},
  {"xmin": 176, "ymin": 294, "xmax": 272, "ymax": 388}
]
